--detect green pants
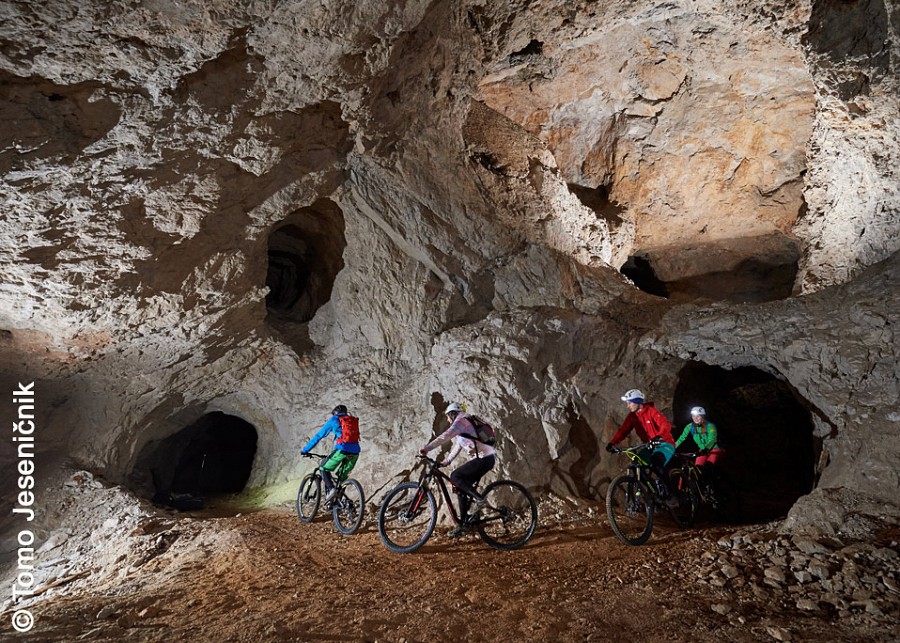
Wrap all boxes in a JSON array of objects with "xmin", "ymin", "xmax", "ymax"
[{"xmin": 321, "ymin": 450, "xmax": 359, "ymax": 482}]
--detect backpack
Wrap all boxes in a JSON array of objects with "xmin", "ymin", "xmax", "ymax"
[
  {"xmin": 463, "ymin": 415, "xmax": 496, "ymax": 446},
  {"xmin": 335, "ymin": 415, "xmax": 360, "ymax": 445}
]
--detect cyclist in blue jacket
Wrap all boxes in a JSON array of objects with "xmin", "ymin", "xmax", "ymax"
[{"xmin": 301, "ymin": 405, "xmax": 361, "ymax": 503}]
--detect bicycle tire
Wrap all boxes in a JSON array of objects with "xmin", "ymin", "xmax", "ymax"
[
  {"xmin": 606, "ymin": 474, "xmax": 654, "ymax": 545},
  {"xmin": 474, "ymin": 480, "xmax": 538, "ymax": 551},
  {"xmin": 332, "ymin": 479, "xmax": 365, "ymax": 535},
  {"xmin": 297, "ymin": 473, "xmax": 321, "ymax": 523},
  {"xmin": 667, "ymin": 469, "xmax": 697, "ymax": 528},
  {"xmin": 377, "ymin": 482, "xmax": 437, "ymax": 554}
]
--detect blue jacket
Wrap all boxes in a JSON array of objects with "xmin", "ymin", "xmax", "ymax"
[{"xmin": 301, "ymin": 414, "xmax": 361, "ymax": 454}]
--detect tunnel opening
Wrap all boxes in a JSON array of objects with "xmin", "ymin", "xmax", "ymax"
[
  {"xmin": 265, "ymin": 199, "xmax": 345, "ymax": 349},
  {"xmin": 135, "ymin": 412, "xmax": 258, "ymax": 510},
  {"xmin": 621, "ymin": 253, "xmax": 669, "ymax": 298},
  {"xmin": 673, "ymin": 362, "xmax": 816, "ymax": 523}
]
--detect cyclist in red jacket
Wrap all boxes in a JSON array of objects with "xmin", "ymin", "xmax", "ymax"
[{"xmin": 606, "ymin": 389, "xmax": 677, "ymax": 505}]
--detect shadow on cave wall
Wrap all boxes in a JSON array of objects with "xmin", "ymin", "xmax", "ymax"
[
  {"xmin": 0, "ymin": 71, "xmax": 122, "ymax": 176},
  {"xmin": 673, "ymin": 362, "xmax": 817, "ymax": 522},
  {"xmin": 621, "ymin": 234, "xmax": 801, "ymax": 304},
  {"xmin": 133, "ymin": 412, "xmax": 258, "ymax": 510}
]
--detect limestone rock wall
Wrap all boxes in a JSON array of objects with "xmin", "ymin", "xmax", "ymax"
[{"xmin": 1, "ymin": 0, "xmax": 899, "ymax": 533}]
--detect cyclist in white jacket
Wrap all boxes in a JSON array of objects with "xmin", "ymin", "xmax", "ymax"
[{"xmin": 420, "ymin": 402, "xmax": 496, "ymax": 537}]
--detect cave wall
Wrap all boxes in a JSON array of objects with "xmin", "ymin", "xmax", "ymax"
[{"xmin": 1, "ymin": 0, "xmax": 899, "ymax": 534}]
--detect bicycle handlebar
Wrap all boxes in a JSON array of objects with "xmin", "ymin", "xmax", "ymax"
[
  {"xmin": 417, "ymin": 454, "xmax": 444, "ymax": 468},
  {"xmin": 302, "ymin": 452, "xmax": 328, "ymax": 459},
  {"xmin": 611, "ymin": 439, "xmax": 663, "ymax": 454}
]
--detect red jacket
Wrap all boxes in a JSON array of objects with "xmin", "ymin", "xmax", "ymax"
[{"xmin": 610, "ymin": 402, "xmax": 675, "ymax": 446}]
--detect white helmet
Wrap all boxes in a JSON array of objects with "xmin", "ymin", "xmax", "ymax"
[
  {"xmin": 690, "ymin": 406, "xmax": 706, "ymax": 417},
  {"xmin": 445, "ymin": 402, "xmax": 464, "ymax": 416},
  {"xmin": 620, "ymin": 389, "xmax": 644, "ymax": 403}
]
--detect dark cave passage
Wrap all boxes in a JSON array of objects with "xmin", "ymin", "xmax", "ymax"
[
  {"xmin": 620, "ymin": 253, "xmax": 669, "ymax": 298},
  {"xmin": 673, "ymin": 362, "xmax": 817, "ymax": 522},
  {"xmin": 135, "ymin": 412, "xmax": 258, "ymax": 506},
  {"xmin": 265, "ymin": 198, "xmax": 346, "ymax": 336}
]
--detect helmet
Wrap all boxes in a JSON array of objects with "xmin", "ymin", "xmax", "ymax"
[
  {"xmin": 332, "ymin": 404, "xmax": 348, "ymax": 416},
  {"xmin": 620, "ymin": 389, "xmax": 644, "ymax": 404},
  {"xmin": 690, "ymin": 406, "xmax": 706, "ymax": 417},
  {"xmin": 445, "ymin": 402, "xmax": 464, "ymax": 416}
]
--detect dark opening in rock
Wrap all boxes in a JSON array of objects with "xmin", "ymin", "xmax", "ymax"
[
  {"xmin": 265, "ymin": 199, "xmax": 346, "ymax": 327},
  {"xmin": 673, "ymin": 362, "xmax": 816, "ymax": 522},
  {"xmin": 621, "ymin": 254, "xmax": 669, "ymax": 298},
  {"xmin": 622, "ymin": 234, "xmax": 800, "ymax": 302},
  {"xmin": 567, "ymin": 183, "xmax": 625, "ymax": 229},
  {"xmin": 509, "ymin": 39, "xmax": 544, "ymax": 65},
  {"xmin": 136, "ymin": 412, "xmax": 258, "ymax": 505}
]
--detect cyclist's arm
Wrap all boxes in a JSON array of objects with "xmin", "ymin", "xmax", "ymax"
[
  {"xmin": 422, "ymin": 416, "xmax": 468, "ymax": 453},
  {"xmin": 421, "ymin": 429, "xmax": 450, "ymax": 454},
  {"xmin": 442, "ymin": 439, "xmax": 463, "ymax": 465},
  {"xmin": 301, "ymin": 417, "xmax": 337, "ymax": 454},
  {"xmin": 675, "ymin": 423, "xmax": 692, "ymax": 448},
  {"xmin": 608, "ymin": 413, "xmax": 637, "ymax": 446}
]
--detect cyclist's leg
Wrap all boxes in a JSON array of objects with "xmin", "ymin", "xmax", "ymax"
[
  {"xmin": 650, "ymin": 443, "xmax": 676, "ymax": 494},
  {"xmin": 697, "ymin": 448, "xmax": 723, "ymax": 483},
  {"xmin": 319, "ymin": 450, "xmax": 343, "ymax": 491},
  {"xmin": 450, "ymin": 456, "xmax": 495, "ymax": 521},
  {"xmin": 333, "ymin": 452, "xmax": 359, "ymax": 483}
]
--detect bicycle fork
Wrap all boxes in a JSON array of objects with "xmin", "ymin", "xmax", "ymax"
[{"xmin": 403, "ymin": 484, "xmax": 428, "ymax": 519}]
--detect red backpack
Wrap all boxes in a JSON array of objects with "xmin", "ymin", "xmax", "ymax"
[{"xmin": 335, "ymin": 415, "xmax": 360, "ymax": 445}]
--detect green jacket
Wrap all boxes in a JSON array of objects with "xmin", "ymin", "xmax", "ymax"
[{"xmin": 675, "ymin": 421, "xmax": 718, "ymax": 451}]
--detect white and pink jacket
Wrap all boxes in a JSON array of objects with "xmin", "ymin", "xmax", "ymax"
[{"xmin": 422, "ymin": 413, "xmax": 496, "ymax": 464}]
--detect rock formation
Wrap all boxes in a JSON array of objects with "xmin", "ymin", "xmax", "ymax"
[{"xmin": 1, "ymin": 0, "xmax": 898, "ymax": 542}]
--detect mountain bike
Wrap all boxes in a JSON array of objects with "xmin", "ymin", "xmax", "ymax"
[
  {"xmin": 377, "ymin": 455, "xmax": 538, "ymax": 554},
  {"xmin": 668, "ymin": 452, "xmax": 742, "ymax": 524},
  {"xmin": 606, "ymin": 440, "xmax": 694, "ymax": 545},
  {"xmin": 297, "ymin": 452, "xmax": 365, "ymax": 535}
]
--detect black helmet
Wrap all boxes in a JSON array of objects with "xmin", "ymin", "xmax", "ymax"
[{"xmin": 332, "ymin": 404, "xmax": 348, "ymax": 416}]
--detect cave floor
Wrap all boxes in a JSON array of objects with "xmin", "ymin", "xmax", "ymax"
[{"xmin": 15, "ymin": 504, "xmax": 899, "ymax": 643}]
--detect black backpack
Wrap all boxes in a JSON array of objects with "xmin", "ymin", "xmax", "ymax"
[{"xmin": 462, "ymin": 415, "xmax": 496, "ymax": 446}]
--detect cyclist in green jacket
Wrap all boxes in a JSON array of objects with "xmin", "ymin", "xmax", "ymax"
[{"xmin": 675, "ymin": 406, "xmax": 722, "ymax": 469}]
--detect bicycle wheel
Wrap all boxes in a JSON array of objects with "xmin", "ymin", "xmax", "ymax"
[
  {"xmin": 377, "ymin": 482, "xmax": 437, "ymax": 554},
  {"xmin": 667, "ymin": 469, "xmax": 697, "ymax": 528},
  {"xmin": 332, "ymin": 479, "xmax": 365, "ymax": 535},
  {"xmin": 606, "ymin": 475, "xmax": 654, "ymax": 545},
  {"xmin": 474, "ymin": 480, "xmax": 538, "ymax": 551},
  {"xmin": 297, "ymin": 474, "xmax": 321, "ymax": 522}
]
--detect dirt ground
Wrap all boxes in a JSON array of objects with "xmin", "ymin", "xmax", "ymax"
[{"xmin": 10, "ymin": 494, "xmax": 899, "ymax": 643}]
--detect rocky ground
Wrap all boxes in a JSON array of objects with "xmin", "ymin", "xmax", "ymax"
[{"xmin": 1, "ymin": 470, "xmax": 898, "ymax": 642}]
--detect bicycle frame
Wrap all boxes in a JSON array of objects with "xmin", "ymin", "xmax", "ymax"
[
  {"xmin": 613, "ymin": 443, "xmax": 666, "ymax": 507},
  {"xmin": 672, "ymin": 453, "xmax": 715, "ymax": 506},
  {"xmin": 413, "ymin": 456, "xmax": 481, "ymax": 527}
]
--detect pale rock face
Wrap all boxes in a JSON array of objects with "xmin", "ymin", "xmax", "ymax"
[
  {"xmin": 0, "ymin": 0, "xmax": 898, "ymax": 536},
  {"xmin": 475, "ymin": 1, "xmax": 816, "ymax": 278}
]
